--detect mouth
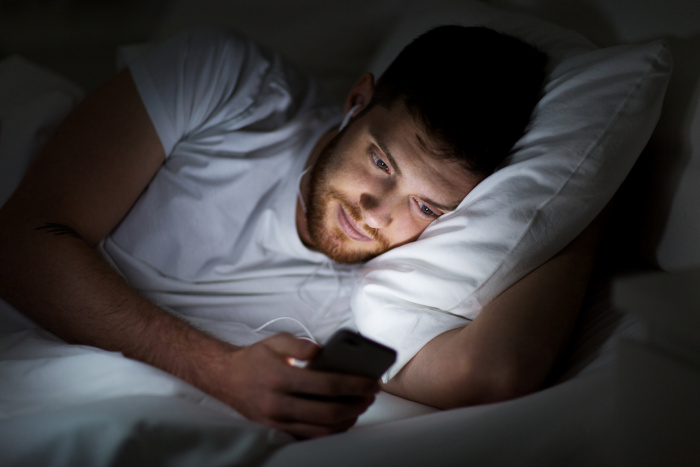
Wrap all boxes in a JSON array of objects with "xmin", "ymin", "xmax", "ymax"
[{"xmin": 337, "ymin": 204, "xmax": 373, "ymax": 242}]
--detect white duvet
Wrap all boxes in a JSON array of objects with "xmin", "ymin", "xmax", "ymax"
[{"xmin": 0, "ymin": 297, "xmax": 440, "ymax": 466}]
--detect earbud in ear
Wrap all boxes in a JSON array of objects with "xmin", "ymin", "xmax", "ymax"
[{"xmin": 338, "ymin": 104, "xmax": 363, "ymax": 132}]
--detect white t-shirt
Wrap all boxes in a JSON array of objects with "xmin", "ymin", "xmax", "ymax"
[{"xmin": 101, "ymin": 29, "xmax": 357, "ymax": 346}]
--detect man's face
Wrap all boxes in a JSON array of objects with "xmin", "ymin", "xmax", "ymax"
[{"xmin": 302, "ymin": 102, "xmax": 481, "ymax": 264}]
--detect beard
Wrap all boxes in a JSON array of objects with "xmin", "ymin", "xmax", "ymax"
[{"xmin": 304, "ymin": 131, "xmax": 391, "ymax": 264}]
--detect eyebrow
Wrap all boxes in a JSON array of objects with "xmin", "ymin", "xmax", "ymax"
[{"xmin": 368, "ymin": 127, "xmax": 460, "ymax": 213}]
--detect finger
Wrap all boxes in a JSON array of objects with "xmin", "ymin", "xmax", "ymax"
[
  {"xmin": 243, "ymin": 372, "xmax": 375, "ymax": 435},
  {"xmin": 261, "ymin": 335, "xmax": 381, "ymax": 398},
  {"xmin": 286, "ymin": 369, "xmax": 380, "ymax": 399},
  {"xmin": 263, "ymin": 333, "xmax": 321, "ymax": 361},
  {"xmin": 266, "ymin": 392, "xmax": 375, "ymax": 432}
]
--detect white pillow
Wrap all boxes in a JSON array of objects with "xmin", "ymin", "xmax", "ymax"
[{"xmin": 351, "ymin": 0, "xmax": 673, "ymax": 380}]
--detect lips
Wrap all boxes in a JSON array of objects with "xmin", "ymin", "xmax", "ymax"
[{"xmin": 337, "ymin": 204, "xmax": 373, "ymax": 242}]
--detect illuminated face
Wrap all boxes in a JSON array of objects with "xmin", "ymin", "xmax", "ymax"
[{"xmin": 299, "ymin": 102, "xmax": 481, "ymax": 264}]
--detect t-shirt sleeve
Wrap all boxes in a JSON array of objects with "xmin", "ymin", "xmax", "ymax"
[{"xmin": 118, "ymin": 28, "xmax": 283, "ymax": 157}]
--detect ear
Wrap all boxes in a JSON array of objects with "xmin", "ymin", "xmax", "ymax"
[{"xmin": 344, "ymin": 73, "xmax": 375, "ymax": 116}]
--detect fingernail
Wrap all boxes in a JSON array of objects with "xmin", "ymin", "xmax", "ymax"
[{"xmin": 286, "ymin": 357, "xmax": 308, "ymax": 368}]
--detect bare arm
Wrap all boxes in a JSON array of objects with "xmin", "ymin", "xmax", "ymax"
[
  {"xmin": 0, "ymin": 70, "xmax": 377, "ymax": 438},
  {"xmin": 0, "ymin": 69, "xmax": 168, "ymax": 346},
  {"xmin": 382, "ymin": 212, "xmax": 605, "ymax": 408}
]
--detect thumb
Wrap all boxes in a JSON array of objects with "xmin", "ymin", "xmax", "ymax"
[{"xmin": 264, "ymin": 333, "xmax": 321, "ymax": 361}]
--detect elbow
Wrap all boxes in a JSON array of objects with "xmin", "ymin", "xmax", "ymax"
[{"xmin": 436, "ymin": 353, "xmax": 546, "ymax": 409}]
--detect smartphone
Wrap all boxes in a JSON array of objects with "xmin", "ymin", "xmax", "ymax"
[{"xmin": 307, "ymin": 329, "xmax": 396, "ymax": 380}]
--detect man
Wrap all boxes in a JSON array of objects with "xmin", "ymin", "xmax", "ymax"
[{"xmin": 0, "ymin": 26, "xmax": 599, "ymax": 438}]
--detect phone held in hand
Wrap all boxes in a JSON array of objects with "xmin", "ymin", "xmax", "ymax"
[{"xmin": 307, "ymin": 329, "xmax": 396, "ymax": 379}]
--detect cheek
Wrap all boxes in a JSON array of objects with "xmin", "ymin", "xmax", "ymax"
[
  {"xmin": 385, "ymin": 210, "xmax": 432, "ymax": 247},
  {"xmin": 337, "ymin": 157, "xmax": 375, "ymax": 188}
]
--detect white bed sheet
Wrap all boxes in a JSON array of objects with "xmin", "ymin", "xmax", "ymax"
[
  {"xmin": 0, "ymin": 273, "xmax": 634, "ymax": 466},
  {"xmin": 0, "ymin": 395, "xmax": 289, "ymax": 467}
]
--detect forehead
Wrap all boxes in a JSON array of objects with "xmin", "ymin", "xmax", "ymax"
[{"xmin": 363, "ymin": 103, "xmax": 478, "ymax": 209}]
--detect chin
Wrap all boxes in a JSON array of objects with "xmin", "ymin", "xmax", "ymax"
[
  {"xmin": 311, "ymin": 220, "xmax": 387, "ymax": 264},
  {"xmin": 316, "ymin": 232, "xmax": 383, "ymax": 264},
  {"xmin": 306, "ymin": 184, "xmax": 389, "ymax": 264}
]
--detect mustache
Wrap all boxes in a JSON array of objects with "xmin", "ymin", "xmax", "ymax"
[{"xmin": 329, "ymin": 189, "xmax": 384, "ymax": 244}]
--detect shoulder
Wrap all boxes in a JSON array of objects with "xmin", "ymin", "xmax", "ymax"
[
  {"xmin": 125, "ymin": 27, "xmax": 269, "ymax": 78},
  {"xmin": 122, "ymin": 27, "xmax": 334, "ymax": 152}
]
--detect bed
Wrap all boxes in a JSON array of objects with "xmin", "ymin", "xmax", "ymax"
[{"xmin": 1, "ymin": 0, "xmax": 699, "ymax": 465}]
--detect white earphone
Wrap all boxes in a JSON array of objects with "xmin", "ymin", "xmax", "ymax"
[{"xmin": 338, "ymin": 104, "xmax": 363, "ymax": 131}]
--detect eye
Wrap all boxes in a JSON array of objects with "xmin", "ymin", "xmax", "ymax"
[
  {"xmin": 416, "ymin": 200, "xmax": 439, "ymax": 219},
  {"xmin": 372, "ymin": 151, "xmax": 390, "ymax": 173}
]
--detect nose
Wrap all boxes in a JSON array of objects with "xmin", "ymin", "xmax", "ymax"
[{"xmin": 360, "ymin": 192, "xmax": 395, "ymax": 229}]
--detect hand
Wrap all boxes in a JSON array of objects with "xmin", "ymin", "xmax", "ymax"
[{"xmin": 206, "ymin": 333, "xmax": 380, "ymax": 438}]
